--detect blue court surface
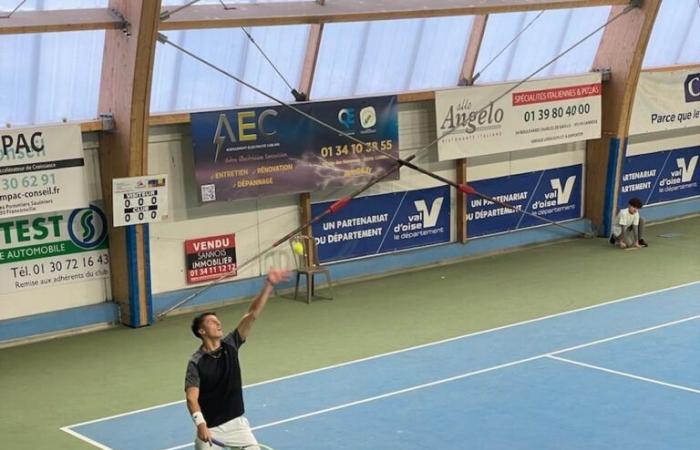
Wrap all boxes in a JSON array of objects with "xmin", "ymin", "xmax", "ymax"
[{"xmin": 62, "ymin": 282, "xmax": 700, "ymax": 450}]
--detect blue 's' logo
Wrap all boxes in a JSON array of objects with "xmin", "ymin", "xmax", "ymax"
[
  {"xmin": 68, "ymin": 205, "xmax": 108, "ymax": 249},
  {"xmin": 685, "ymin": 73, "xmax": 700, "ymax": 103}
]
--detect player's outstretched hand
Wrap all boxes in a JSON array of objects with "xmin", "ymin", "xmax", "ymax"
[{"xmin": 267, "ymin": 268, "xmax": 290, "ymax": 285}]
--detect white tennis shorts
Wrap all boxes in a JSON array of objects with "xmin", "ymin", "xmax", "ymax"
[{"xmin": 194, "ymin": 416, "xmax": 259, "ymax": 450}]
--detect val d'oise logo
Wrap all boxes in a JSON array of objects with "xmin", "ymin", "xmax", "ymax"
[
  {"xmin": 413, "ymin": 197, "xmax": 444, "ymax": 228},
  {"xmin": 550, "ymin": 176, "xmax": 577, "ymax": 205},
  {"xmin": 68, "ymin": 205, "xmax": 108, "ymax": 249},
  {"xmin": 676, "ymin": 156, "xmax": 698, "ymax": 183}
]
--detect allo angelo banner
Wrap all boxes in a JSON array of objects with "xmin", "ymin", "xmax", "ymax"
[
  {"xmin": 0, "ymin": 203, "xmax": 110, "ymax": 294},
  {"xmin": 629, "ymin": 69, "xmax": 700, "ymax": 135},
  {"xmin": 311, "ymin": 186, "xmax": 451, "ymax": 262},
  {"xmin": 191, "ymin": 96, "xmax": 399, "ymax": 202},
  {"xmin": 0, "ymin": 124, "xmax": 89, "ymax": 219},
  {"xmin": 435, "ymin": 73, "xmax": 602, "ymax": 160},
  {"xmin": 466, "ymin": 165, "xmax": 583, "ymax": 237},
  {"xmin": 618, "ymin": 146, "xmax": 699, "ymax": 208}
]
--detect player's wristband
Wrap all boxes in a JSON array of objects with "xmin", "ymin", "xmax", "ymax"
[{"xmin": 192, "ymin": 412, "xmax": 206, "ymax": 426}]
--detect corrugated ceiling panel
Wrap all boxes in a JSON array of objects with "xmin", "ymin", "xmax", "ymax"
[
  {"xmin": 474, "ymin": 6, "xmax": 610, "ymax": 84},
  {"xmin": 151, "ymin": 25, "xmax": 309, "ymax": 112},
  {"xmin": 0, "ymin": 30, "xmax": 105, "ymax": 126},
  {"xmin": 312, "ymin": 16, "xmax": 474, "ymax": 99},
  {"xmin": 644, "ymin": 0, "xmax": 700, "ymax": 68}
]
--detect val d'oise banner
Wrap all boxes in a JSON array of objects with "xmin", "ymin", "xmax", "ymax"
[
  {"xmin": 0, "ymin": 203, "xmax": 110, "ymax": 294},
  {"xmin": 311, "ymin": 186, "xmax": 451, "ymax": 262},
  {"xmin": 620, "ymin": 68, "xmax": 700, "ymax": 207},
  {"xmin": 467, "ymin": 164, "xmax": 583, "ymax": 237},
  {"xmin": 619, "ymin": 146, "xmax": 700, "ymax": 208},
  {"xmin": 0, "ymin": 124, "xmax": 88, "ymax": 219},
  {"xmin": 435, "ymin": 73, "xmax": 602, "ymax": 160},
  {"xmin": 629, "ymin": 69, "xmax": 700, "ymax": 135},
  {"xmin": 191, "ymin": 96, "xmax": 399, "ymax": 202}
]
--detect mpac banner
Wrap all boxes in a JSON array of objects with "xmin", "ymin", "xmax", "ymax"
[
  {"xmin": 0, "ymin": 203, "xmax": 110, "ymax": 294},
  {"xmin": 629, "ymin": 69, "xmax": 700, "ymax": 135},
  {"xmin": 466, "ymin": 165, "xmax": 583, "ymax": 237},
  {"xmin": 618, "ymin": 146, "xmax": 700, "ymax": 208},
  {"xmin": 0, "ymin": 124, "xmax": 88, "ymax": 219},
  {"xmin": 191, "ymin": 96, "xmax": 399, "ymax": 202},
  {"xmin": 311, "ymin": 186, "xmax": 450, "ymax": 262},
  {"xmin": 435, "ymin": 73, "xmax": 601, "ymax": 160}
]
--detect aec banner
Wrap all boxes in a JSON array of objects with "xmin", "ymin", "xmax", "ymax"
[
  {"xmin": 435, "ymin": 73, "xmax": 601, "ymax": 160},
  {"xmin": 0, "ymin": 124, "xmax": 88, "ymax": 219},
  {"xmin": 467, "ymin": 165, "xmax": 583, "ymax": 237},
  {"xmin": 618, "ymin": 146, "xmax": 699, "ymax": 208},
  {"xmin": 629, "ymin": 69, "xmax": 700, "ymax": 135},
  {"xmin": 191, "ymin": 96, "xmax": 399, "ymax": 202},
  {"xmin": 311, "ymin": 186, "xmax": 450, "ymax": 262},
  {"xmin": 184, "ymin": 234, "xmax": 237, "ymax": 284},
  {"xmin": 0, "ymin": 203, "xmax": 110, "ymax": 294}
]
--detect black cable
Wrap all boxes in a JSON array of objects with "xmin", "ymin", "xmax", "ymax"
[
  {"xmin": 0, "ymin": 0, "xmax": 27, "ymax": 19},
  {"xmin": 240, "ymin": 27, "xmax": 307, "ymax": 101},
  {"xmin": 472, "ymin": 10, "xmax": 545, "ymax": 83}
]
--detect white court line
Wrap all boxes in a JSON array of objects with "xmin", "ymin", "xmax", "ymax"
[
  {"xmin": 155, "ymin": 313, "xmax": 700, "ymax": 450},
  {"xmin": 547, "ymin": 355, "xmax": 700, "ymax": 395},
  {"xmin": 62, "ymin": 279, "xmax": 700, "ymax": 432},
  {"xmin": 549, "ymin": 314, "xmax": 700, "ymax": 357},
  {"xmin": 60, "ymin": 426, "xmax": 116, "ymax": 450},
  {"xmin": 160, "ymin": 444, "xmax": 191, "ymax": 450}
]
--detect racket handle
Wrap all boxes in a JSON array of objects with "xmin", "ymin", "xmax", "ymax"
[{"xmin": 210, "ymin": 437, "xmax": 226, "ymax": 448}]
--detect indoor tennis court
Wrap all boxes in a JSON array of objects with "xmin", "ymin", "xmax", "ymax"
[{"xmin": 1, "ymin": 1, "xmax": 699, "ymax": 449}]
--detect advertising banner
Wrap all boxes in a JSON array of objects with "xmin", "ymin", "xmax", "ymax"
[
  {"xmin": 311, "ymin": 186, "xmax": 450, "ymax": 262},
  {"xmin": 0, "ymin": 124, "xmax": 88, "ymax": 219},
  {"xmin": 184, "ymin": 234, "xmax": 237, "ymax": 284},
  {"xmin": 618, "ymin": 146, "xmax": 699, "ymax": 208},
  {"xmin": 435, "ymin": 73, "xmax": 602, "ymax": 160},
  {"xmin": 0, "ymin": 204, "xmax": 110, "ymax": 294},
  {"xmin": 191, "ymin": 96, "xmax": 399, "ymax": 202},
  {"xmin": 629, "ymin": 69, "xmax": 700, "ymax": 135},
  {"xmin": 466, "ymin": 165, "xmax": 583, "ymax": 237}
]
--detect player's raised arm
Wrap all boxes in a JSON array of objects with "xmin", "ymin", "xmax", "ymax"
[{"xmin": 237, "ymin": 268, "xmax": 289, "ymax": 340}]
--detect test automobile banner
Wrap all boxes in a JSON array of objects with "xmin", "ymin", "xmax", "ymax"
[
  {"xmin": 629, "ymin": 69, "xmax": 700, "ymax": 135},
  {"xmin": 191, "ymin": 96, "xmax": 399, "ymax": 202},
  {"xmin": 311, "ymin": 186, "xmax": 450, "ymax": 262},
  {"xmin": 0, "ymin": 203, "xmax": 110, "ymax": 294},
  {"xmin": 0, "ymin": 124, "xmax": 88, "ymax": 219},
  {"xmin": 618, "ymin": 146, "xmax": 700, "ymax": 208},
  {"xmin": 435, "ymin": 73, "xmax": 602, "ymax": 160},
  {"xmin": 466, "ymin": 165, "xmax": 583, "ymax": 237}
]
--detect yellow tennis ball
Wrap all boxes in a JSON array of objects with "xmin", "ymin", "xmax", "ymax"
[{"xmin": 292, "ymin": 242, "xmax": 304, "ymax": 255}]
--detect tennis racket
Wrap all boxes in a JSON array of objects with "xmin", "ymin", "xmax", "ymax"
[{"xmin": 210, "ymin": 438, "xmax": 276, "ymax": 450}]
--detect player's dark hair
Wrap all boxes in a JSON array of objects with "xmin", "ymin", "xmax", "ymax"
[
  {"xmin": 191, "ymin": 312, "xmax": 217, "ymax": 339},
  {"xmin": 629, "ymin": 197, "xmax": 643, "ymax": 209}
]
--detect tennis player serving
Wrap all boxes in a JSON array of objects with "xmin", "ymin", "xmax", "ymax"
[{"xmin": 185, "ymin": 268, "xmax": 289, "ymax": 449}]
